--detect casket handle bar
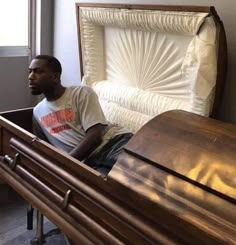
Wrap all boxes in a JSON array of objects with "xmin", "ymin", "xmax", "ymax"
[
  {"xmin": 62, "ymin": 189, "xmax": 72, "ymax": 211},
  {"xmin": 3, "ymin": 153, "xmax": 20, "ymax": 170},
  {"xmin": 7, "ymin": 137, "xmax": 183, "ymax": 243}
]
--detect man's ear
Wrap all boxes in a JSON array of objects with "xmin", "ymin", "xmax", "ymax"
[{"xmin": 52, "ymin": 72, "xmax": 60, "ymax": 82}]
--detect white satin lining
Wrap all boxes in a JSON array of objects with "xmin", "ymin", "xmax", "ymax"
[{"xmin": 79, "ymin": 7, "xmax": 217, "ymax": 133}]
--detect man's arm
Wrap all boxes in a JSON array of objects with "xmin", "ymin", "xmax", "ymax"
[{"xmin": 69, "ymin": 123, "xmax": 106, "ymax": 161}]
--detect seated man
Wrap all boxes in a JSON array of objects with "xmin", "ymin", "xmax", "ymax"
[{"xmin": 28, "ymin": 55, "xmax": 133, "ymax": 175}]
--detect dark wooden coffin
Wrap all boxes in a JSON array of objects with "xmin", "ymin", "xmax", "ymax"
[
  {"xmin": 0, "ymin": 108, "xmax": 235, "ymax": 244},
  {"xmin": 0, "ymin": 3, "xmax": 233, "ymax": 244}
]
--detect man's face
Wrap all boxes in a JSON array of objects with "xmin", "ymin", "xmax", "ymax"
[{"xmin": 28, "ymin": 59, "xmax": 57, "ymax": 95}]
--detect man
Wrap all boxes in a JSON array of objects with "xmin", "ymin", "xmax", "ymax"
[{"xmin": 28, "ymin": 55, "xmax": 132, "ymax": 175}]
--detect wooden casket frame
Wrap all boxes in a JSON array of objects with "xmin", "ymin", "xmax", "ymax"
[{"xmin": 0, "ymin": 3, "xmax": 235, "ymax": 244}]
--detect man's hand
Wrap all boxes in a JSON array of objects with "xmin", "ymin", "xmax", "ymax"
[{"xmin": 69, "ymin": 124, "xmax": 106, "ymax": 161}]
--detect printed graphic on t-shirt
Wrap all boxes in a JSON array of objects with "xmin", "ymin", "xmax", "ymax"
[{"xmin": 41, "ymin": 108, "xmax": 75, "ymax": 134}]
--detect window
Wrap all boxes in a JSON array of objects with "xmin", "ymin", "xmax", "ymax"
[
  {"xmin": 0, "ymin": 0, "xmax": 35, "ymax": 57},
  {"xmin": 0, "ymin": 0, "xmax": 28, "ymax": 46}
]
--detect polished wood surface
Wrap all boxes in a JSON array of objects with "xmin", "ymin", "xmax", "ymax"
[
  {"xmin": 0, "ymin": 3, "xmax": 232, "ymax": 243},
  {"xmin": 76, "ymin": 3, "xmax": 214, "ymax": 12},
  {"xmin": 0, "ymin": 107, "xmax": 33, "ymax": 132},
  {"xmin": 0, "ymin": 109, "xmax": 235, "ymax": 244},
  {"xmin": 125, "ymin": 110, "xmax": 236, "ymax": 201}
]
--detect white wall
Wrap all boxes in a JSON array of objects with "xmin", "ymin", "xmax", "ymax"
[
  {"xmin": 53, "ymin": 0, "xmax": 81, "ymax": 87},
  {"xmin": 53, "ymin": 0, "xmax": 236, "ymax": 124}
]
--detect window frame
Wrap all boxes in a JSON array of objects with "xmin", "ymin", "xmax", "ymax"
[{"xmin": 0, "ymin": 0, "xmax": 36, "ymax": 58}]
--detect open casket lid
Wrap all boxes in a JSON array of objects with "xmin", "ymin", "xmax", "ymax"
[{"xmin": 76, "ymin": 4, "xmax": 227, "ymax": 133}]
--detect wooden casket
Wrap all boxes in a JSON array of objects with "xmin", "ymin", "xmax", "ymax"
[{"xmin": 1, "ymin": 3, "xmax": 235, "ymax": 245}]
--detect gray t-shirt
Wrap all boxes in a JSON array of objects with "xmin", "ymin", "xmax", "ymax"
[{"xmin": 33, "ymin": 85, "xmax": 129, "ymax": 155}]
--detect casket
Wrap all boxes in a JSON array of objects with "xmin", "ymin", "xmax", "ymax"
[
  {"xmin": 0, "ymin": 3, "xmax": 235, "ymax": 244},
  {"xmin": 77, "ymin": 3, "xmax": 227, "ymax": 129}
]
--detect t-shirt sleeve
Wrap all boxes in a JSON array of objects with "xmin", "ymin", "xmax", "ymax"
[{"xmin": 77, "ymin": 86, "xmax": 108, "ymax": 131}]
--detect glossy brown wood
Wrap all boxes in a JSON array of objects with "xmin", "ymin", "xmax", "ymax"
[
  {"xmin": 0, "ymin": 126, "xmax": 2, "ymax": 154},
  {"xmin": 0, "ymin": 107, "xmax": 33, "ymax": 132},
  {"xmin": 0, "ymin": 110, "xmax": 175, "ymax": 244},
  {"xmin": 126, "ymin": 110, "xmax": 236, "ymax": 200},
  {"xmin": 0, "ymin": 163, "xmax": 94, "ymax": 244},
  {"xmin": 0, "ymin": 109, "xmax": 235, "ymax": 244},
  {"xmin": 76, "ymin": 3, "xmax": 213, "ymax": 12},
  {"xmin": 75, "ymin": 3, "xmax": 84, "ymax": 79},
  {"xmin": 0, "ymin": 3, "xmax": 231, "ymax": 243},
  {"xmin": 212, "ymin": 19, "xmax": 228, "ymax": 118}
]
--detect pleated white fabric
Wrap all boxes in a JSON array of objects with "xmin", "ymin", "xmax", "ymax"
[{"xmin": 79, "ymin": 7, "xmax": 217, "ymax": 133}]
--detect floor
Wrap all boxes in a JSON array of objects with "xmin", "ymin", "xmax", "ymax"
[{"xmin": 0, "ymin": 184, "xmax": 67, "ymax": 245}]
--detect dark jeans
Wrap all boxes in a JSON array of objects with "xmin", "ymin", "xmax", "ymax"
[{"xmin": 84, "ymin": 133, "xmax": 133, "ymax": 175}]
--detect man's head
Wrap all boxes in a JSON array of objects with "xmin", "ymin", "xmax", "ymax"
[{"xmin": 28, "ymin": 55, "xmax": 62, "ymax": 95}]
